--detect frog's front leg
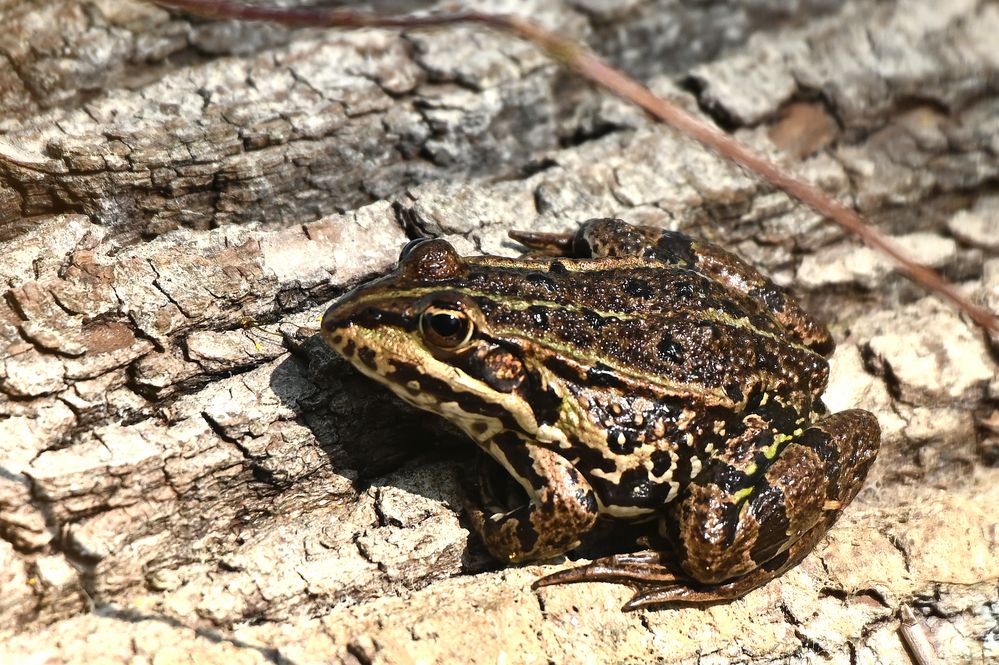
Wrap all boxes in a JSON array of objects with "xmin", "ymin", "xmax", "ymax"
[
  {"xmin": 466, "ymin": 431, "xmax": 600, "ymax": 562},
  {"xmin": 534, "ymin": 410, "xmax": 879, "ymax": 609}
]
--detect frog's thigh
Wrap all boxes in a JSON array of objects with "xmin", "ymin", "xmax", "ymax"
[
  {"xmin": 678, "ymin": 409, "xmax": 880, "ymax": 586},
  {"xmin": 467, "ymin": 434, "xmax": 600, "ymax": 562}
]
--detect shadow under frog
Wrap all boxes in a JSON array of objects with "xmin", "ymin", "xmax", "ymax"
[
  {"xmin": 268, "ymin": 333, "xmax": 513, "ymax": 568},
  {"xmin": 269, "ymin": 332, "xmax": 658, "ymax": 579}
]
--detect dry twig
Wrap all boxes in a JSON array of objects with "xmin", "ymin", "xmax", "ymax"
[{"xmin": 899, "ymin": 606, "xmax": 939, "ymax": 665}]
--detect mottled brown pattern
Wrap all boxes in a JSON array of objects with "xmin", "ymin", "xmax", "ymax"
[
  {"xmin": 322, "ymin": 218, "xmax": 880, "ymax": 606},
  {"xmin": 466, "ymin": 432, "xmax": 599, "ymax": 561},
  {"xmin": 678, "ymin": 482, "xmax": 761, "ymax": 583}
]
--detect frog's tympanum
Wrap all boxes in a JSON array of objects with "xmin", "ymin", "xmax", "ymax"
[{"xmin": 321, "ymin": 218, "xmax": 880, "ymax": 609}]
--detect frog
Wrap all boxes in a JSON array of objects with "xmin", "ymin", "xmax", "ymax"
[{"xmin": 320, "ymin": 217, "xmax": 880, "ymax": 610}]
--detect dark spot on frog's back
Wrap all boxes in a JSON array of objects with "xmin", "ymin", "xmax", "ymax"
[
  {"xmin": 525, "ymin": 271, "xmax": 558, "ymax": 292},
  {"xmin": 657, "ymin": 334, "xmax": 683, "ymax": 363},
  {"xmin": 673, "ymin": 281, "xmax": 696, "ymax": 300},
  {"xmin": 466, "ymin": 270, "xmax": 487, "ymax": 284},
  {"xmin": 548, "ymin": 261, "xmax": 569, "ymax": 276},
  {"xmin": 583, "ymin": 309, "xmax": 613, "ymax": 329},
  {"xmin": 623, "ymin": 278, "xmax": 654, "ymax": 299},
  {"xmin": 527, "ymin": 305, "xmax": 549, "ymax": 327}
]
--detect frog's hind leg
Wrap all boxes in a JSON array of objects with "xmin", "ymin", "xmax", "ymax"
[
  {"xmin": 617, "ymin": 517, "xmax": 840, "ymax": 610},
  {"xmin": 659, "ymin": 409, "xmax": 878, "ymax": 606},
  {"xmin": 534, "ymin": 410, "xmax": 879, "ymax": 609}
]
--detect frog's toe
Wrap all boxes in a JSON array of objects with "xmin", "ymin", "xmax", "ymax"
[
  {"xmin": 508, "ymin": 229, "xmax": 575, "ymax": 256},
  {"xmin": 532, "ymin": 552, "xmax": 684, "ymax": 589},
  {"xmin": 535, "ymin": 551, "xmax": 793, "ymax": 609},
  {"xmin": 621, "ymin": 580, "xmax": 749, "ymax": 610}
]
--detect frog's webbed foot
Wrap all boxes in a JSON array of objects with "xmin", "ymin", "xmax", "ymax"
[
  {"xmin": 621, "ymin": 575, "xmax": 767, "ymax": 610},
  {"xmin": 531, "ymin": 552, "xmax": 744, "ymax": 610},
  {"xmin": 531, "ymin": 548, "xmax": 797, "ymax": 610},
  {"xmin": 533, "ymin": 551, "xmax": 679, "ymax": 586}
]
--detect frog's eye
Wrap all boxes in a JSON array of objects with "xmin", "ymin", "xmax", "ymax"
[{"xmin": 419, "ymin": 304, "xmax": 474, "ymax": 350}]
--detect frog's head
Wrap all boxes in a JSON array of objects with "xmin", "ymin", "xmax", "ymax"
[{"xmin": 321, "ymin": 238, "xmax": 556, "ymax": 443}]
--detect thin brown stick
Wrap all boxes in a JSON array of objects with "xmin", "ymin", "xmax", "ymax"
[
  {"xmin": 899, "ymin": 606, "xmax": 939, "ymax": 665},
  {"xmin": 154, "ymin": 0, "xmax": 998, "ymax": 334}
]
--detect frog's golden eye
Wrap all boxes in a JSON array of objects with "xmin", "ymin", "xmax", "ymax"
[{"xmin": 419, "ymin": 305, "xmax": 474, "ymax": 350}]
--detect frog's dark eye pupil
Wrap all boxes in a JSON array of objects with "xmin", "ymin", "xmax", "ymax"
[
  {"xmin": 430, "ymin": 313, "xmax": 462, "ymax": 337},
  {"xmin": 419, "ymin": 307, "xmax": 473, "ymax": 349}
]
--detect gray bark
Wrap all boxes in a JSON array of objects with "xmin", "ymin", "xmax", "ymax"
[{"xmin": 1, "ymin": 0, "xmax": 997, "ymax": 663}]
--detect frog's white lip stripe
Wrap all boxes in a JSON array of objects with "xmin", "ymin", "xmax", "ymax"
[{"xmin": 325, "ymin": 324, "xmax": 542, "ymax": 437}]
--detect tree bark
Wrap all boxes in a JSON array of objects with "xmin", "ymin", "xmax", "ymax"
[{"xmin": 1, "ymin": 0, "xmax": 997, "ymax": 663}]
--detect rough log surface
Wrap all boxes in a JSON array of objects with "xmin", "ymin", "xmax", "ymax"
[{"xmin": 1, "ymin": 0, "xmax": 997, "ymax": 663}]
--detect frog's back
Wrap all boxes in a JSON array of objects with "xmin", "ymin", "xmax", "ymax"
[
  {"xmin": 462, "ymin": 256, "xmax": 827, "ymax": 403},
  {"xmin": 459, "ymin": 257, "xmax": 828, "ymax": 514}
]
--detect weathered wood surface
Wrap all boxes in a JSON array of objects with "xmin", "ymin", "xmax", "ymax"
[{"xmin": 1, "ymin": 0, "xmax": 997, "ymax": 662}]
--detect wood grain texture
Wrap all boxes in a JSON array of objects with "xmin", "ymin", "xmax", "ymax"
[{"xmin": 1, "ymin": 1, "xmax": 997, "ymax": 662}]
